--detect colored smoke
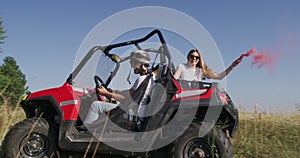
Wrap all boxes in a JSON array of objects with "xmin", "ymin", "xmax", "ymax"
[
  {"xmin": 251, "ymin": 48, "xmax": 280, "ymax": 73},
  {"xmin": 247, "ymin": 15, "xmax": 300, "ymax": 73}
]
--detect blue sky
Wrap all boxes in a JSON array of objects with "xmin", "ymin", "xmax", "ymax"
[{"xmin": 1, "ymin": 0, "xmax": 300, "ymax": 112}]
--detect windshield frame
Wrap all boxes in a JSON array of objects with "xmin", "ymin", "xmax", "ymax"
[{"xmin": 67, "ymin": 29, "xmax": 174, "ymax": 87}]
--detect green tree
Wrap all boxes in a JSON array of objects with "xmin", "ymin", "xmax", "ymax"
[
  {"xmin": 0, "ymin": 16, "xmax": 7, "ymax": 52},
  {"xmin": 0, "ymin": 57, "xmax": 27, "ymax": 106}
]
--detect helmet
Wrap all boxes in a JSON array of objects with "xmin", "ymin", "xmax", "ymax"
[{"xmin": 130, "ymin": 50, "xmax": 151, "ymax": 65}]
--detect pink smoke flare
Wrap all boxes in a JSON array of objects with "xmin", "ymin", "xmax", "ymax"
[
  {"xmin": 251, "ymin": 49, "xmax": 279, "ymax": 72},
  {"xmin": 237, "ymin": 47, "xmax": 279, "ymax": 73},
  {"xmin": 237, "ymin": 47, "xmax": 256, "ymax": 62}
]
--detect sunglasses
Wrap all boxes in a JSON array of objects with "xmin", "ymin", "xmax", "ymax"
[{"xmin": 189, "ymin": 55, "xmax": 200, "ymax": 60}]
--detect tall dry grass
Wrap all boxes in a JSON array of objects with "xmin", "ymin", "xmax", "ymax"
[
  {"xmin": 0, "ymin": 84, "xmax": 26, "ymax": 146},
  {"xmin": 232, "ymin": 108, "xmax": 300, "ymax": 158},
  {"xmin": 0, "ymin": 103, "xmax": 25, "ymax": 144}
]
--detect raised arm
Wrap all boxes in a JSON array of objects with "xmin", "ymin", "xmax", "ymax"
[{"xmin": 209, "ymin": 58, "xmax": 241, "ymax": 80}]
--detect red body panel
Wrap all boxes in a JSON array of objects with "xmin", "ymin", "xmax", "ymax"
[
  {"xmin": 174, "ymin": 88, "xmax": 214, "ymax": 101},
  {"xmin": 172, "ymin": 79, "xmax": 214, "ymax": 101},
  {"xmin": 28, "ymin": 83, "xmax": 81, "ymax": 120}
]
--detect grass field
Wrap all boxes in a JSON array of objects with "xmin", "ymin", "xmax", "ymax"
[
  {"xmin": 232, "ymin": 111, "xmax": 299, "ymax": 158},
  {"xmin": 0, "ymin": 103, "xmax": 299, "ymax": 158}
]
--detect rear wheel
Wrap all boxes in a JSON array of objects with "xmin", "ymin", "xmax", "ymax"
[
  {"xmin": 169, "ymin": 123, "xmax": 232, "ymax": 158},
  {"xmin": 3, "ymin": 117, "xmax": 58, "ymax": 158}
]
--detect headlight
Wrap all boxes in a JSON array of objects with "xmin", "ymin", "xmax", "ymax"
[{"xmin": 21, "ymin": 93, "xmax": 30, "ymax": 101}]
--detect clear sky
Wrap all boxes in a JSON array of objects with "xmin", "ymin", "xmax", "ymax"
[{"xmin": 1, "ymin": 0, "xmax": 300, "ymax": 113}]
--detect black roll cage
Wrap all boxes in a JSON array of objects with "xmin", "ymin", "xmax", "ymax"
[{"xmin": 66, "ymin": 29, "xmax": 175, "ymax": 86}]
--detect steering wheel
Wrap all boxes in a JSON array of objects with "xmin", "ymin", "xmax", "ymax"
[
  {"xmin": 94, "ymin": 75, "xmax": 105, "ymax": 88},
  {"xmin": 94, "ymin": 75, "xmax": 106, "ymax": 101}
]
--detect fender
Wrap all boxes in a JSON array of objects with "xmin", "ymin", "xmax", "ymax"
[{"xmin": 22, "ymin": 82, "xmax": 81, "ymax": 121}]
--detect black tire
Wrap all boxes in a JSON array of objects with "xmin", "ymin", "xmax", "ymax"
[
  {"xmin": 3, "ymin": 117, "xmax": 58, "ymax": 158},
  {"xmin": 169, "ymin": 123, "xmax": 233, "ymax": 158}
]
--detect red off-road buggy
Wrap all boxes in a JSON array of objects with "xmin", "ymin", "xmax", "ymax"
[{"xmin": 3, "ymin": 29, "xmax": 238, "ymax": 158}]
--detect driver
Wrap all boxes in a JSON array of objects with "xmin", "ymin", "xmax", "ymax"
[{"xmin": 83, "ymin": 50, "xmax": 157, "ymax": 127}]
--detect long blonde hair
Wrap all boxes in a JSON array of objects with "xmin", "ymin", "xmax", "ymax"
[{"xmin": 187, "ymin": 49, "xmax": 214, "ymax": 78}]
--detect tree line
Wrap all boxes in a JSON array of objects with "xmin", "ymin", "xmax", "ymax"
[{"xmin": 0, "ymin": 16, "xmax": 27, "ymax": 106}]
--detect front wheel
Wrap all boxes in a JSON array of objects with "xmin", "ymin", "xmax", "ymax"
[
  {"xmin": 3, "ymin": 117, "xmax": 58, "ymax": 158},
  {"xmin": 169, "ymin": 123, "xmax": 233, "ymax": 158}
]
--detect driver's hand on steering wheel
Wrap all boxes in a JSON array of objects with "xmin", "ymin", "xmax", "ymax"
[{"xmin": 96, "ymin": 86, "xmax": 108, "ymax": 96}]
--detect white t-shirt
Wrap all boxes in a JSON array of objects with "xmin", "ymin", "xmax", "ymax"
[
  {"xmin": 174, "ymin": 63, "xmax": 203, "ymax": 81},
  {"xmin": 131, "ymin": 74, "xmax": 156, "ymax": 117}
]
